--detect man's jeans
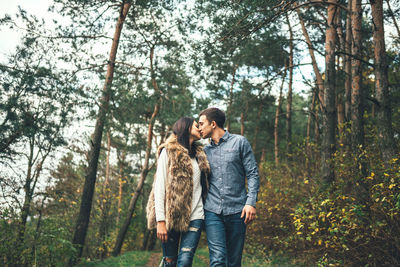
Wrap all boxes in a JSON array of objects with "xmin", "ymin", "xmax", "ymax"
[
  {"xmin": 161, "ymin": 219, "xmax": 203, "ymax": 267},
  {"xmin": 205, "ymin": 210, "xmax": 246, "ymax": 267}
]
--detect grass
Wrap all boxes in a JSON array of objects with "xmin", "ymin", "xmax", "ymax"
[
  {"xmin": 196, "ymin": 246, "xmax": 301, "ymax": 267},
  {"xmin": 77, "ymin": 246, "xmax": 303, "ymax": 267},
  {"xmin": 76, "ymin": 250, "xmax": 152, "ymax": 267}
]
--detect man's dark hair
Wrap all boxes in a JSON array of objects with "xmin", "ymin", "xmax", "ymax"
[
  {"xmin": 172, "ymin": 117, "xmax": 197, "ymax": 158},
  {"xmin": 199, "ymin": 107, "xmax": 225, "ymax": 129}
]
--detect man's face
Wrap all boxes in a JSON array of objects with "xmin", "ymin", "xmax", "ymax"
[{"xmin": 199, "ymin": 115, "xmax": 213, "ymax": 139}]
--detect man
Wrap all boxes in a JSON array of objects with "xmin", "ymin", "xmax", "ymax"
[{"xmin": 198, "ymin": 107, "xmax": 260, "ymax": 267}]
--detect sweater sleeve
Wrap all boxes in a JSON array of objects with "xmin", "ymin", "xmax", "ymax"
[{"xmin": 154, "ymin": 149, "xmax": 168, "ymax": 222}]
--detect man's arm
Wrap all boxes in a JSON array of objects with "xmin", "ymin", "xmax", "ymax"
[
  {"xmin": 240, "ymin": 137, "xmax": 260, "ymax": 224},
  {"xmin": 240, "ymin": 137, "xmax": 260, "ymax": 207}
]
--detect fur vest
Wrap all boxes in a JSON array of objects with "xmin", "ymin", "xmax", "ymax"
[{"xmin": 146, "ymin": 135, "xmax": 210, "ymax": 232}]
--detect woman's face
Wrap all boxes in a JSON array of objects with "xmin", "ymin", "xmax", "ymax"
[{"xmin": 190, "ymin": 121, "xmax": 201, "ymax": 141}]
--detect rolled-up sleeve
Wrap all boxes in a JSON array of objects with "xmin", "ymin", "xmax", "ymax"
[{"xmin": 240, "ymin": 137, "xmax": 260, "ymax": 207}]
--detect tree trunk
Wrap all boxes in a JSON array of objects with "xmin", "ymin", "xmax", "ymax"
[
  {"xmin": 337, "ymin": 100, "xmax": 345, "ymax": 144},
  {"xmin": 285, "ymin": 14, "xmax": 294, "ymax": 160},
  {"xmin": 252, "ymin": 101, "xmax": 263, "ymax": 153},
  {"xmin": 147, "ymin": 230, "xmax": 157, "ymax": 251},
  {"xmin": 159, "ymin": 123, "xmax": 167, "ymax": 145},
  {"xmin": 336, "ymin": 7, "xmax": 346, "ymax": 144},
  {"xmin": 70, "ymin": 2, "xmax": 132, "ymax": 263},
  {"xmin": 345, "ymin": 0, "xmax": 352, "ymax": 122},
  {"xmin": 321, "ymin": 0, "xmax": 338, "ymax": 185},
  {"xmin": 297, "ymin": 7, "xmax": 324, "ymax": 147},
  {"xmin": 240, "ymin": 100, "xmax": 248, "ymax": 136},
  {"xmin": 142, "ymin": 229, "xmax": 151, "ymax": 250},
  {"xmin": 307, "ymin": 88, "xmax": 318, "ymax": 144},
  {"xmin": 314, "ymin": 101, "xmax": 320, "ymax": 144},
  {"xmin": 16, "ymin": 135, "xmax": 49, "ymax": 266},
  {"xmin": 371, "ymin": 0, "xmax": 398, "ymax": 163},
  {"xmin": 274, "ymin": 64, "xmax": 288, "ymax": 165},
  {"xmin": 99, "ymin": 132, "xmax": 112, "ymax": 259},
  {"xmin": 351, "ymin": 0, "xmax": 365, "ymax": 153},
  {"xmin": 260, "ymin": 148, "xmax": 266, "ymax": 163},
  {"xmin": 116, "ymin": 150, "xmax": 126, "ymax": 226},
  {"xmin": 18, "ymin": 137, "xmax": 35, "ymax": 246},
  {"xmin": 31, "ymin": 197, "xmax": 47, "ymax": 264},
  {"xmin": 112, "ymin": 46, "xmax": 160, "ymax": 256},
  {"xmin": 306, "ymin": 88, "xmax": 318, "ymax": 176},
  {"xmin": 297, "ymin": 8, "xmax": 325, "ymax": 110},
  {"xmin": 226, "ymin": 64, "xmax": 237, "ymax": 132}
]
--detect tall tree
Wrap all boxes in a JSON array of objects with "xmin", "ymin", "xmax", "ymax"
[
  {"xmin": 112, "ymin": 45, "xmax": 161, "ymax": 256},
  {"xmin": 274, "ymin": 64, "xmax": 288, "ymax": 165},
  {"xmin": 297, "ymin": 8, "xmax": 325, "ymax": 110},
  {"xmin": 351, "ymin": 0, "xmax": 365, "ymax": 159},
  {"xmin": 285, "ymin": 13, "xmax": 294, "ymax": 159},
  {"xmin": 226, "ymin": 64, "xmax": 238, "ymax": 132},
  {"xmin": 370, "ymin": 0, "xmax": 398, "ymax": 163},
  {"xmin": 321, "ymin": 0, "xmax": 338, "ymax": 185},
  {"xmin": 71, "ymin": 2, "xmax": 132, "ymax": 263},
  {"xmin": 345, "ymin": 0, "xmax": 353, "ymax": 121},
  {"xmin": 98, "ymin": 131, "xmax": 112, "ymax": 259}
]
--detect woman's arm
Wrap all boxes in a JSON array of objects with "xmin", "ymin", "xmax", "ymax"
[
  {"xmin": 154, "ymin": 148, "xmax": 168, "ymax": 242},
  {"xmin": 154, "ymin": 148, "xmax": 168, "ymax": 221}
]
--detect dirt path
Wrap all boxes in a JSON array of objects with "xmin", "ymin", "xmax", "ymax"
[
  {"xmin": 143, "ymin": 252, "xmax": 162, "ymax": 267},
  {"xmin": 196, "ymin": 254, "xmax": 210, "ymax": 266}
]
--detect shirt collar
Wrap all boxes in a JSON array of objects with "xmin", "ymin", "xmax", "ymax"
[{"xmin": 211, "ymin": 130, "xmax": 230, "ymax": 146}]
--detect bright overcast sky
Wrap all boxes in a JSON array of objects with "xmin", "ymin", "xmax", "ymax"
[{"xmin": 0, "ymin": 0, "xmax": 53, "ymax": 60}]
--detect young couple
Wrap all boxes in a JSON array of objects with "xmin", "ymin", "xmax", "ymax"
[{"xmin": 146, "ymin": 107, "xmax": 260, "ymax": 267}]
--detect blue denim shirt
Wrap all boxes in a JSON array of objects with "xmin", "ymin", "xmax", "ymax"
[{"xmin": 204, "ymin": 131, "xmax": 260, "ymax": 215}]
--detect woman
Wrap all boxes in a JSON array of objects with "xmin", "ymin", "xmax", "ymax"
[{"xmin": 146, "ymin": 117, "xmax": 210, "ymax": 267}]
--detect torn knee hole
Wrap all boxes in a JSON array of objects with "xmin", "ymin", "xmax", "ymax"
[
  {"xmin": 164, "ymin": 257, "xmax": 176, "ymax": 262},
  {"xmin": 181, "ymin": 247, "xmax": 192, "ymax": 252},
  {"xmin": 188, "ymin": 226, "xmax": 199, "ymax": 232}
]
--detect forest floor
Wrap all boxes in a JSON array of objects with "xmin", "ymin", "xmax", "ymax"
[
  {"xmin": 143, "ymin": 252, "xmax": 162, "ymax": 267},
  {"xmin": 78, "ymin": 246, "xmax": 298, "ymax": 266},
  {"xmin": 140, "ymin": 246, "xmax": 283, "ymax": 267},
  {"xmin": 142, "ymin": 248, "xmax": 209, "ymax": 267}
]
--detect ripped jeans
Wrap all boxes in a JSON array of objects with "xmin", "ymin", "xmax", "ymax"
[{"xmin": 161, "ymin": 219, "xmax": 203, "ymax": 267}]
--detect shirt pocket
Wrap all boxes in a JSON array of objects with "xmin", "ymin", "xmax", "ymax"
[{"xmin": 223, "ymin": 148, "xmax": 240, "ymax": 162}]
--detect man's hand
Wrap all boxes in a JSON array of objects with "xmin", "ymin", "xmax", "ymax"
[
  {"xmin": 157, "ymin": 221, "xmax": 168, "ymax": 242},
  {"xmin": 241, "ymin": 205, "xmax": 256, "ymax": 224}
]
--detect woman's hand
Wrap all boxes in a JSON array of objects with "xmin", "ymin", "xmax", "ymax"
[{"xmin": 157, "ymin": 221, "xmax": 168, "ymax": 243}]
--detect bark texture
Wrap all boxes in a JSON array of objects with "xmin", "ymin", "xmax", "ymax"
[
  {"xmin": 371, "ymin": 0, "xmax": 397, "ymax": 163},
  {"xmin": 297, "ymin": 8, "xmax": 325, "ymax": 109},
  {"xmin": 351, "ymin": 0, "xmax": 364, "ymax": 151},
  {"xmin": 226, "ymin": 64, "xmax": 237, "ymax": 132},
  {"xmin": 321, "ymin": 0, "xmax": 338, "ymax": 185},
  {"xmin": 285, "ymin": 14, "xmax": 294, "ymax": 159},
  {"xmin": 345, "ymin": 0, "xmax": 352, "ymax": 121}
]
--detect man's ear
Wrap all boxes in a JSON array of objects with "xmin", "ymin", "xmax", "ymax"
[{"xmin": 211, "ymin": 121, "xmax": 217, "ymax": 129}]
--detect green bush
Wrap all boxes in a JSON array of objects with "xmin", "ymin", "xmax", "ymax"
[{"xmin": 249, "ymin": 131, "xmax": 400, "ymax": 266}]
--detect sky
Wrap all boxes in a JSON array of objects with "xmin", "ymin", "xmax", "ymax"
[{"xmin": 0, "ymin": 0, "xmax": 54, "ymax": 60}]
